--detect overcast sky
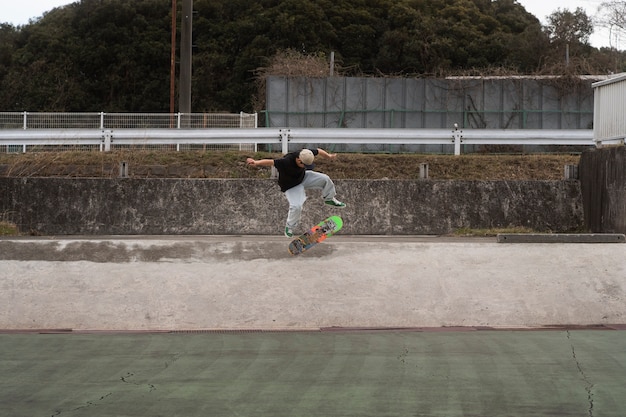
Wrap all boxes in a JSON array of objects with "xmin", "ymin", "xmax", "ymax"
[
  {"xmin": 1, "ymin": 0, "xmax": 619, "ymax": 49},
  {"xmin": 2, "ymin": 0, "xmax": 74, "ymax": 26}
]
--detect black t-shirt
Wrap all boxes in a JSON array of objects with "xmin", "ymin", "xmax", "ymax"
[{"xmin": 273, "ymin": 149, "xmax": 318, "ymax": 192}]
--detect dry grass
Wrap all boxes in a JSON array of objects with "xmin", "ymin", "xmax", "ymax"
[
  {"xmin": 0, "ymin": 210, "xmax": 19, "ymax": 236},
  {"xmin": 256, "ymin": 49, "xmax": 335, "ymax": 78},
  {"xmin": 0, "ymin": 151, "xmax": 581, "ymax": 180},
  {"xmin": 0, "ymin": 221, "xmax": 18, "ymax": 236}
]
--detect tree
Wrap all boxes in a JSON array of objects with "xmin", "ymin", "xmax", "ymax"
[
  {"xmin": 0, "ymin": 0, "xmax": 171, "ymax": 111},
  {"xmin": 542, "ymin": 7, "xmax": 594, "ymax": 67},
  {"xmin": 596, "ymin": 0, "xmax": 626, "ymax": 49},
  {"xmin": 545, "ymin": 7, "xmax": 594, "ymax": 45},
  {"xmin": 0, "ymin": 24, "xmax": 18, "ymax": 83},
  {"xmin": 0, "ymin": 0, "xmax": 618, "ymax": 113}
]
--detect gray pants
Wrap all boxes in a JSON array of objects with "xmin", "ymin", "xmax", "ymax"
[{"xmin": 284, "ymin": 171, "xmax": 336, "ymax": 230}]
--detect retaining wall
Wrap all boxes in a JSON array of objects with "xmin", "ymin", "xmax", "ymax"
[{"xmin": 0, "ymin": 178, "xmax": 583, "ymax": 235}]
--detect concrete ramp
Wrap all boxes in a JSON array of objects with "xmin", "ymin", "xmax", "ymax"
[{"xmin": 1, "ymin": 236, "xmax": 625, "ymax": 330}]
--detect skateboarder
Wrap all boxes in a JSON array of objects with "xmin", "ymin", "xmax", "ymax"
[{"xmin": 246, "ymin": 148, "xmax": 346, "ymax": 237}]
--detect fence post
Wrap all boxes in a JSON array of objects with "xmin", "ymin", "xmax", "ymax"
[
  {"xmin": 564, "ymin": 164, "xmax": 579, "ymax": 180},
  {"xmin": 419, "ymin": 163, "xmax": 429, "ymax": 179},
  {"xmin": 280, "ymin": 129, "xmax": 290, "ymax": 154},
  {"xmin": 119, "ymin": 161, "xmax": 129, "ymax": 178},
  {"xmin": 103, "ymin": 129, "xmax": 112, "ymax": 152},
  {"xmin": 100, "ymin": 112, "xmax": 105, "ymax": 129},
  {"xmin": 453, "ymin": 124, "xmax": 462, "ymax": 155},
  {"xmin": 23, "ymin": 111, "xmax": 27, "ymax": 129}
]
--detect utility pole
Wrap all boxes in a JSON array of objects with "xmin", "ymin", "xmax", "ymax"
[
  {"xmin": 179, "ymin": 0, "xmax": 192, "ymax": 121},
  {"xmin": 169, "ymin": 0, "xmax": 176, "ymax": 118}
]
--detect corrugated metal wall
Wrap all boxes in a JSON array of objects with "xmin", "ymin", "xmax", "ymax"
[
  {"xmin": 266, "ymin": 76, "xmax": 598, "ymax": 130},
  {"xmin": 593, "ymin": 74, "xmax": 626, "ymax": 146},
  {"xmin": 265, "ymin": 75, "xmax": 599, "ymax": 153}
]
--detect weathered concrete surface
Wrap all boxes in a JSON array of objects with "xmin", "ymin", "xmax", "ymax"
[
  {"xmin": 1, "ymin": 236, "xmax": 624, "ymax": 331},
  {"xmin": 580, "ymin": 145, "xmax": 626, "ymax": 233},
  {"xmin": 0, "ymin": 178, "xmax": 583, "ymax": 235}
]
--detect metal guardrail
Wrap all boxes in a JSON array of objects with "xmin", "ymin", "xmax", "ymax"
[{"xmin": 0, "ymin": 127, "xmax": 594, "ymax": 155}]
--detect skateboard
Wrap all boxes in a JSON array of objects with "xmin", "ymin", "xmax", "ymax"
[{"xmin": 288, "ymin": 215, "xmax": 343, "ymax": 255}]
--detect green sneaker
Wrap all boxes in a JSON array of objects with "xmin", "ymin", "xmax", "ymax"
[
  {"xmin": 324, "ymin": 198, "xmax": 346, "ymax": 208},
  {"xmin": 284, "ymin": 226, "xmax": 294, "ymax": 237}
]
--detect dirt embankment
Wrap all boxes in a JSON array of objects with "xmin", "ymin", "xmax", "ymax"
[{"xmin": 0, "ymin": 151, "xmax": 581, "ymax": 180}]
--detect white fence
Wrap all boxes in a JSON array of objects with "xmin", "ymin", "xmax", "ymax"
[
  {"xmin": 0, "ymin": 111, "xmax": 260, "ymax": 152},
  {"xmin": 0, "ymin": 126, "xmax": 594, "ymax": 155},
  {"xmin": 593, "ymin": 74, "xmax": 626, "ymax": 146},
  {"xmin": 0, "ymin": 112, "xmax": 258, "ymax": 129}
]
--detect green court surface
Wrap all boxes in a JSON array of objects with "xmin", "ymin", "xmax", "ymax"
[{"xmin": 1, "ymin": 330, "xmax": 625, "ymax": 417}]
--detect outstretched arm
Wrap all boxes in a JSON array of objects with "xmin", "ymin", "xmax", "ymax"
[
  {"xmin": 246, "ymin": 157, "xmax": 274, "ymax": 167},
  {"xmin": 316, "ymin": 148, "xmax": 338, "ymax": 160}
]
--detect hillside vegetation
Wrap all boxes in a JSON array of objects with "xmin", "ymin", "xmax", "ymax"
[{"xmin": 1, "ymin": 0, "xmax": 624, "ymax": 113}]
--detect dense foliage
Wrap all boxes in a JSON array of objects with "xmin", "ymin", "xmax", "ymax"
[{"xmin": 0, "ymin": 0, "xmax": 624, "ymax": 113}]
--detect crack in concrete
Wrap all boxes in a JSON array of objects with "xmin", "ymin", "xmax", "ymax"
[
  {"xmin": 164, "ymin": 352, "xmax": 181, "ymax": 369},
  {"xmin": 396, "ymin": 347, "xmax": 409, "ymax": 364},
  {"xmin": 50, "ymin": 370, "xmax": 159, "ymax": 415},
  {"xmin": 567, "ymin": 330, "xmax": 594, "ymax": 417},
  {"xmin": 71, "ymin": 392, "xmax": 112, "ymax": 411},
  {"xmin": 50, "ymin": 392, "xmax": 112, "ymax": 415},
  {"xmin": 120, "ymin": 372, "xmax": 157, "ymax": 392}
]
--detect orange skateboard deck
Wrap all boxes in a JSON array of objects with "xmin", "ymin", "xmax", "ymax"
[{"xmin": 288, "ymin": 216, "xmax": 343, "ymax": 255}]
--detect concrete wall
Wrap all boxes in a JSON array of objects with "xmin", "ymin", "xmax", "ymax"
[
  {"xmin": 0, "ymin": 178, "xmax": 583, "ymax": 235},
  {"xmin": 580, "ymin": 146, "xmax": 626, "ymax": 233}
]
